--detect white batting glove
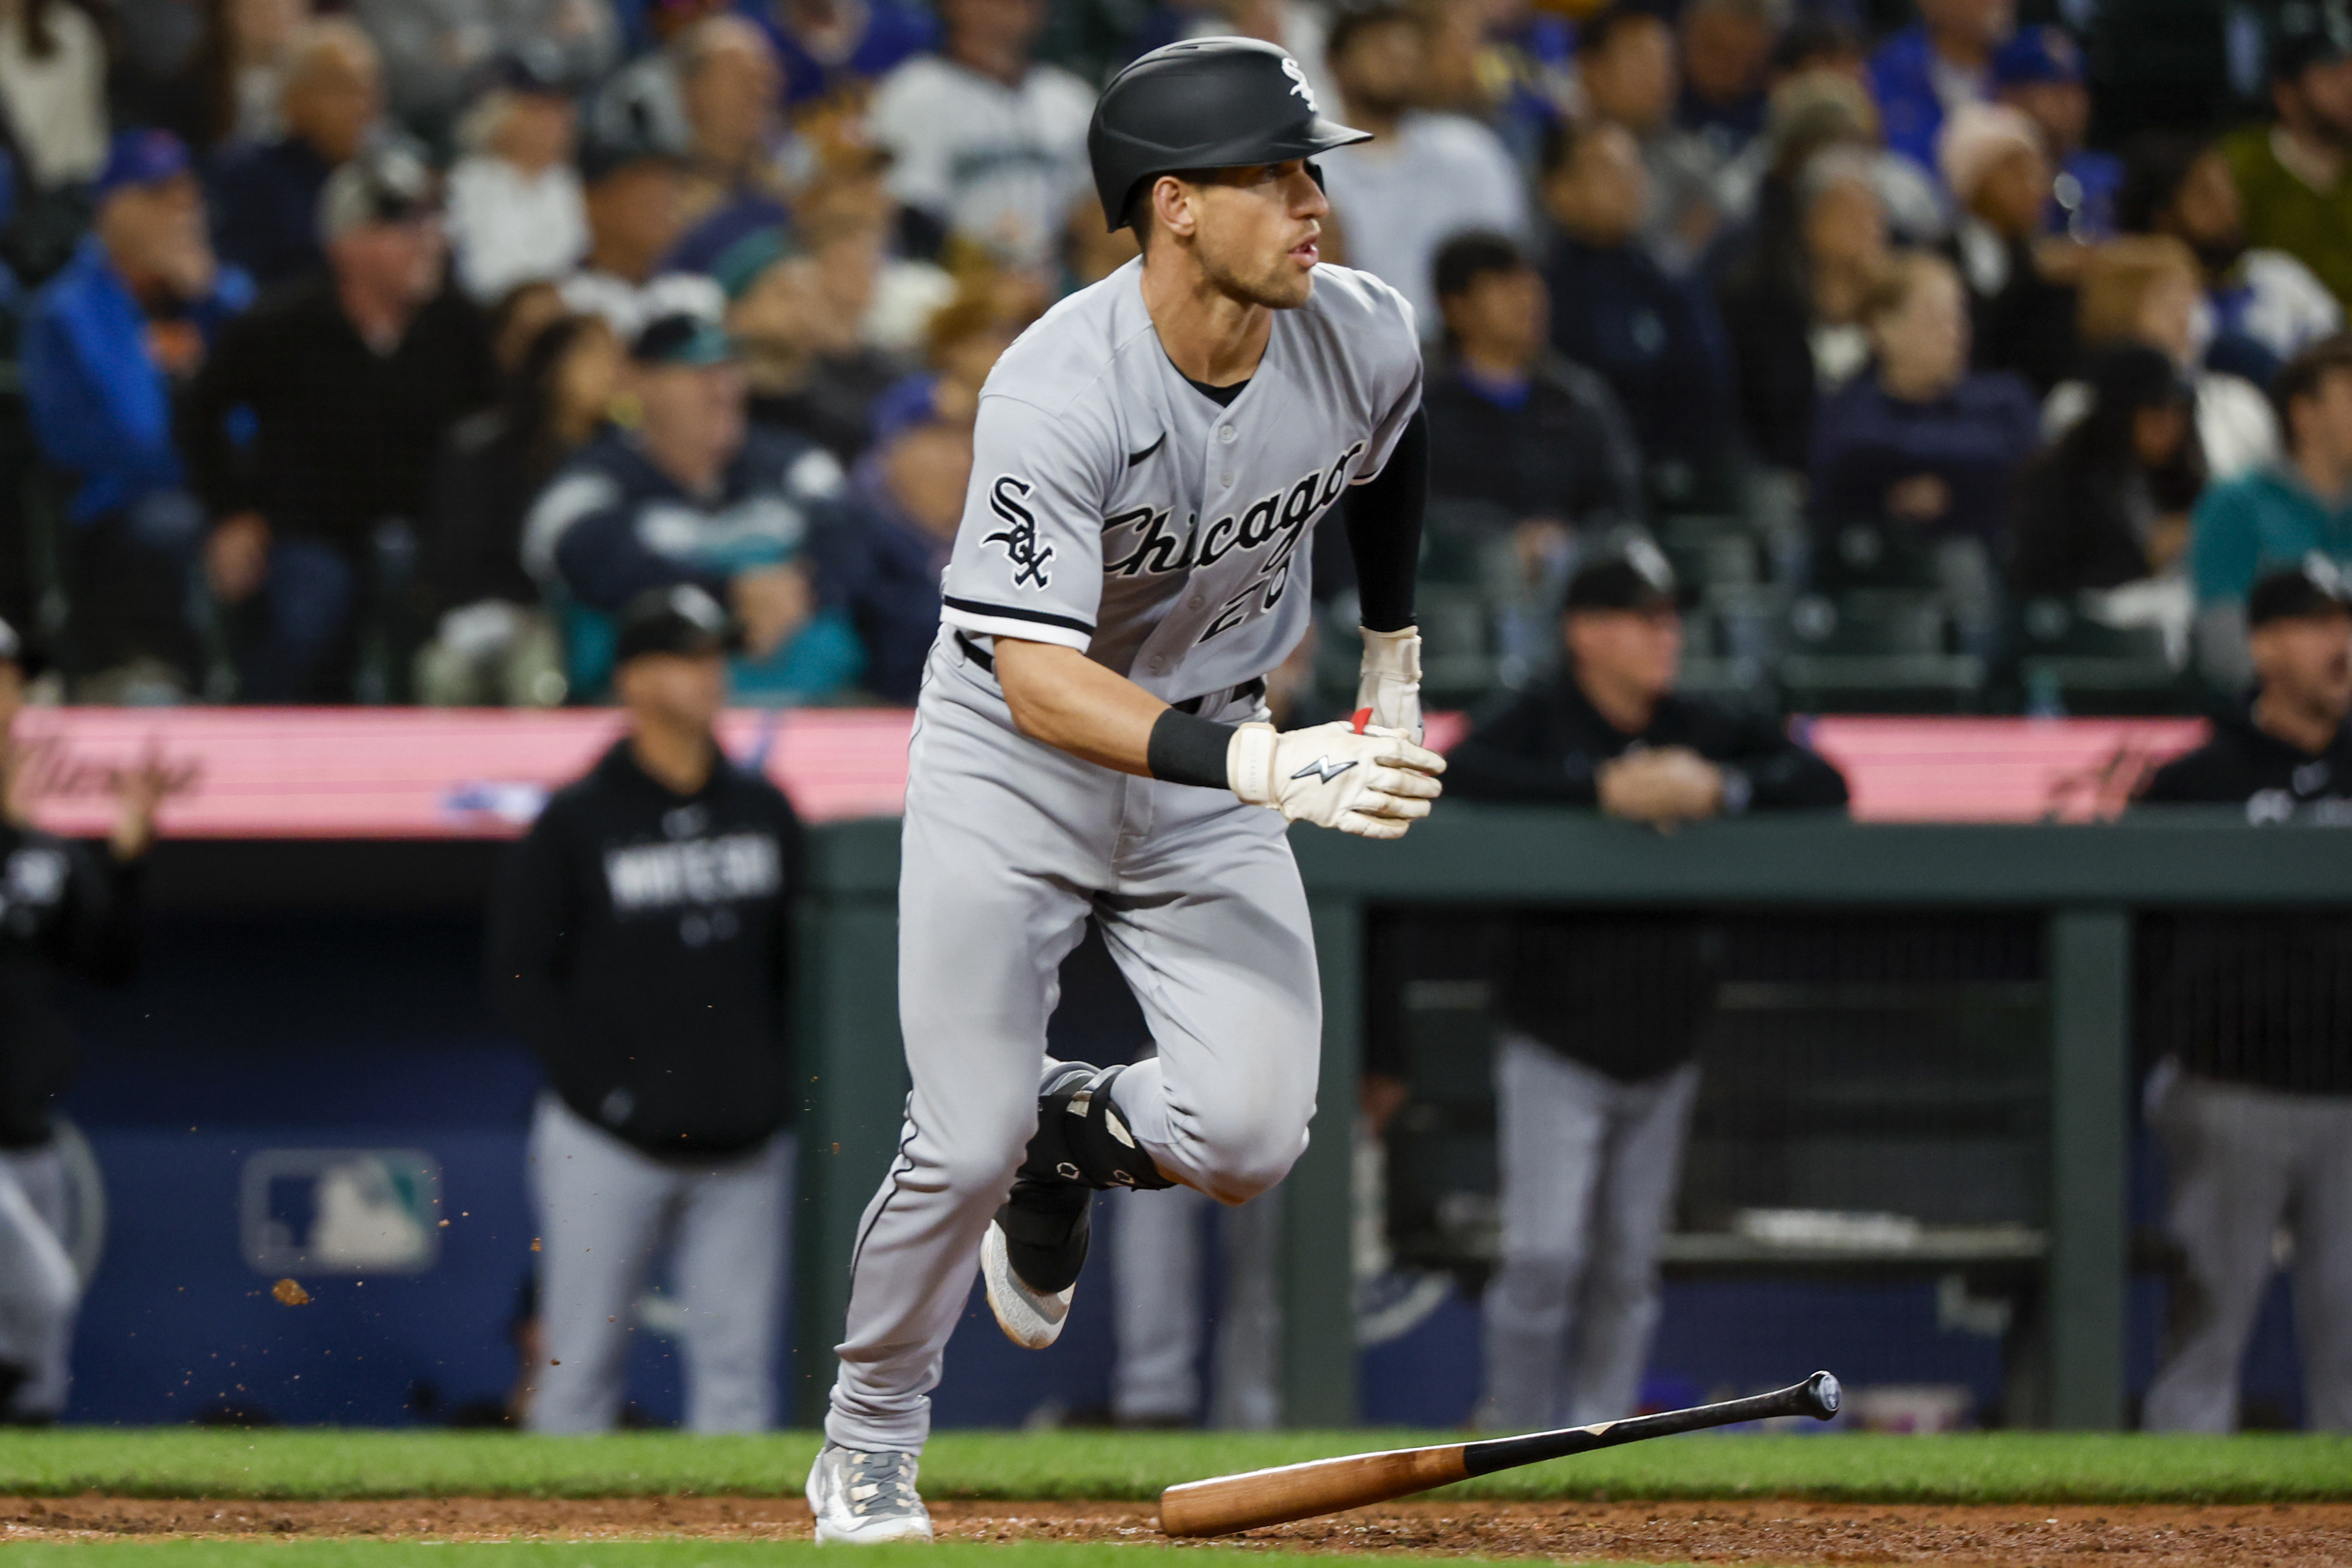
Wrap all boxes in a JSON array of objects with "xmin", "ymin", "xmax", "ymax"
[
  {"xmin": 1228, "ymin": 719, "xmax": 1445, "ymax": 840},
  {"xmin": 1354, "ymin": 626, "xmax": 1423, "ymax": 744}
]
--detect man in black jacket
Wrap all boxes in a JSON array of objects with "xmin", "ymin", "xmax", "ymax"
[
  {"xmin": 2136, "ymin": 562, "xmax": 2352, "ymax": 1431},
  {"xmin": 181, "ymin": 143, "xmax": 498, "ymax": 702},
  {"xmin": 489, "ymin": 586, "xmax": 805, "ymax": 1433},
  {"xmin": 0, "ymin": 618, "xmax": 163, "ymax": 1421},
  {"xmin": 1450, "ymin": 546, "xmax": 1847, "ymax": 1431}
]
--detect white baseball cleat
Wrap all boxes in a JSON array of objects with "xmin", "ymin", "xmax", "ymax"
[
  {"xmin": 982, "ymin": 1213, "xmax": 1077, "ymax": 1349},
  {"xmin": 807, "ymin": 1443, "xmax": 933, "ymax": 1544}
]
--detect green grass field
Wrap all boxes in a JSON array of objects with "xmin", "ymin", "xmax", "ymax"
[{"xmin": 0, "ymin": 1429, "xmax": 2345, "ymax": 1506}]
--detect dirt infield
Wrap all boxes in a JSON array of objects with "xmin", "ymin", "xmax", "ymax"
[{"xmin": 6, "ymin": 1496, "xmax": 2352, "ymax": 1563}]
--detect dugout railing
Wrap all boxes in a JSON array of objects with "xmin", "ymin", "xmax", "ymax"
[{"xmin": 792, "ymin": 805, "xmax": 2352, "ymax": 1431}]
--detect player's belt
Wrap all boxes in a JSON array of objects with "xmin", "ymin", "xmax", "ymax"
[{"xmin": 956, "ymin": 631, "xmax": 1264, "ymax": 714}]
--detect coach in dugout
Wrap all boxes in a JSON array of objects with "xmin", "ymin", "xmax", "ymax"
[
  {"xmin": 0, "ymin": 617, "xmax": 165, "ymax": 1421},
  {"xmin": 489, "ymin": 585, "xmax": 805, "ymax": 1433},
  {"xmin": 1448, "ymin": 543, "xmax": 1848, "ymax": 1431},
  {"xmin": 2136, "ymin": 560, "xmax": 2352, "ymax": 1431}
]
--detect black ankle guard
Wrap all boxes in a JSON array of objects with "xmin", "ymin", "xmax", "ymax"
[{"xmin": 1031, "ymin": 1063, "xmax": 1175, "ymax": 1191}]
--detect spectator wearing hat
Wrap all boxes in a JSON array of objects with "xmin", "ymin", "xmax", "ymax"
[
  {"xmin": 1866, "ymin": 0, "xmax": 2010, "ymax": 174},
  {"xmin": 1422, "ymin": 232, "xmax": 1641, "ymax": 587},
  {"xmin": 2122, "ymin": 133, "xmax": 2342, "ymax": 390},
  {"xmin": 0, "ymin": 615, "xmax": 166, "ymax": 1422},
  {"xmin": 1538, "ymin": 120, "xmax": 1729, "ymax": 491},
  {"xmin": 2190, "ymin": 335, "xmax": 2352, "ymax": 689},
  {"xmin": 1992, "ymin": 24, "xmax": 2118, "ymax": 241},
  {"xmin": 2223, "ymin": 6, "xmax": 2352, "ymax": 311},
  {"xmin": 181, "ymin": 143, "xmax": 499, "ymax": 702},
  {"xmin": 447, "ymin": 52, "xmax": 591, "ymax": 306},
  {"xmin": 2011, "ymin": 342, "xmax": 2205, "ymax": 606},
  {"xmin": 862, "ymin": 0, "xmax": 1094, "ymax": 267},
  {"xmin": 489, "ymin": 583, "xmax": 806, "ymax": 1434},
  {"xmin": 22, "ymin": 129, "xmax": 254, "ymax": 698},
  {"xmin": 524, "ymin": 312, "xmax": 863, "ymax": 703},
  {"xmin": 1293, "ymin": 3, "xmax": 1526, "ymax": 328},
  {"xmin": 207, "ymin": 18, "xmax": 384, "ymax": 286},
  {"xmin": 2135, "ymin": 561, "xmax": 2352, "ymax": 1432},
  {"xmin": 1940, "ymin": 99, "xmax": 2080, "ymax": 393},
  {"xmin": 560, "ymin": 103, "xmax": 724, "ymax": 340},
  {"xmin": 1450, "ymin": 547, "xmax": 1848, "ymax": 1434}
]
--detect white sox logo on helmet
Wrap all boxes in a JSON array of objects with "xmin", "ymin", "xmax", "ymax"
[{"xmin": 1280, "ymin": 55, "xmax": 1316, "ymax": 109}]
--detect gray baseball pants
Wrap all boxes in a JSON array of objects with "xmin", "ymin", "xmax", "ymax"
[
  {"xmin": 2143, "ymin": 1069, "xmax": 2352, "ymax": 1432},
  {"xmin": 527, "ymin": 1095, "xmax": 793, "ymax": 1433},
  {"xmin": 0, "ymin": 1144, "xmax": 76, "ymax": 1418},
  {"xmin": 825, "ymin": 647, "xmax": 1321, "ymax": 1452},
  {"xmin": 1112, "ymin": 1182, "xmax": 1282, "ymax": 1428},
  {"xmin": 1477, "ymin": 1034, "xmax": 1698, "ymax": 1431}
]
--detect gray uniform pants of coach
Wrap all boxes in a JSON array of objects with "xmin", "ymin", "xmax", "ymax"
[
  {"xmin": 1112, "ymin": 1183, "xmax": 1282, "ymax": 1428},
  {"xmin": 1476, "ymin": 1034, "xmax": 1699, "ymax": 1432},
  {"xmin": 825, "ymin": 646, "xmax": 1320, "ymax": 1452},
  {"xmin": 527, "ymin": 1095, "xmax": 793, "ymax": 1433},
  {"xmin": 2143, "ymin": 1068, "xmax": 2352, "ymax": 1432},
  {"xmin": 0, "ymin": 1145, "xmax": 77, "ymax": 1418}
]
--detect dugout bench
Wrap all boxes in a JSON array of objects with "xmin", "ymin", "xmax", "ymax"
[{"xmin": 793, "ymin": 805, "xmax": 2352, "ymax": 1432}]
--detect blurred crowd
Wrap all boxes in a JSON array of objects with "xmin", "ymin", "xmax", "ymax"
[{"xmin": 2, "ymin": 0, "xmax": 2352, "ymax": 711}]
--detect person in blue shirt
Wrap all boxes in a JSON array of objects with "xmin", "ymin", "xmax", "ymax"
[
  {"xmin": 524, "ymin": 311, "xmax": 864, "ymax": 703},
  {"xmin": 206, "ymin": 20, "xmax": 383, "ymax": 285},
  {"xmin": 740, "ymin": 0, "xmax": 936, "ymax": 111},
  {"xmin": 1866, "ymin": 0, "xmax": 2011, "ymax": 175},
  {"xmin": 809, "ymin": 402, "xmax": 970, "ymax": 705},
  {"xmin": 22, "ymin": 129, "xmax": 253, "ymax": 696},
  {"xmin": 1809, "ymin": 250, "xmax": 2040, "ymax": 552},
  {"xmin": 2191, "ymin": 335, "xmax": 2352, "ymax": 688},
  {"xmin": 1992, "ymin": 26, "xmax": 2119, "ymax": 241}
]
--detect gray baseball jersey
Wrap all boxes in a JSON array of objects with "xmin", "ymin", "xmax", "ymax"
[
  {"xmin": 939, "ymin": 256, "xmax": 1422, "ymax": 697},
  {"xmin": 824, "ymin": 259, "xmax": 1423, "ymax": 1456}
]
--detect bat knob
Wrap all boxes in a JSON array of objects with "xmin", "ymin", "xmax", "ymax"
[{"xmin": 1803, "ymin": 1371, "xmax": 1842, "ymax": 1420}]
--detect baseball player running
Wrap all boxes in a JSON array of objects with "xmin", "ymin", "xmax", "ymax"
[{"xmin": 805, "ymin": 37, "xmax": 1442, "ymax": 1543}]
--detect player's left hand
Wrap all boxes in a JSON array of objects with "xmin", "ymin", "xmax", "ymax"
[
  {"xmin": 1228, "ymin": 720, "xmax": 1444, "ymax": 840},
  {"xmin": 1352, "ymin": 625, "xmax": 1422, "ymax": 744}
]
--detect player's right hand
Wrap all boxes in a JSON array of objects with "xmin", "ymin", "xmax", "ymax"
[{"xmin": 1226, "ymin": 720, "xmax": 1444, "ymax": 840}]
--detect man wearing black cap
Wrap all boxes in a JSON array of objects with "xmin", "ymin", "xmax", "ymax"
[
  {"xmin": 180, "ymin": 141, "xmax": 497, "ymax": 702},
  {"xmin": 2136, "ymin": 561, "xmax": 2352, "ymax": 1431},
  {"xmin": 0, "ymin": 617, "xmax": 166, "ymax": 1421},
  {"xmin": 524, "ymin": 311, "xmax": 857, "ymax": 702},
  {"xmin": 2222, "ymin": 1, "xmax": 2352, "ymax": 309},
  {"xmin": 488, "ymin": 584, "xmax": 805, "ymax": 1434},
  {"xmin": 1449, "ymin": 543, "xmax": 1847, "ymax": 1434},
  {"xmin": 559, "ymin": 104, "xmax": 722, "ymax": 340}
]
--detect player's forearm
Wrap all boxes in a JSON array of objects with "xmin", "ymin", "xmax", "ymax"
[{"xmin": 994, "ymin": 638, "xmax": 1168, "ymax": 777}]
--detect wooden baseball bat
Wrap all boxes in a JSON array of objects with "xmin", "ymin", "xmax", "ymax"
[{"xmin": 1157, "ymin": 1370, "xmax": 1842, "ymax": 1538}]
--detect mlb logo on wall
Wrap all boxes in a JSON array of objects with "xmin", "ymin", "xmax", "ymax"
[{"xmin": 241, "ymin": 1150, "xmax": 441, "ymax": 1274}]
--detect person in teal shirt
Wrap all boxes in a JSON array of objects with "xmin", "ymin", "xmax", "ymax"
[{"xmin": 2192, "ymin": 335, "xmax": 2352, "ymax": 687}]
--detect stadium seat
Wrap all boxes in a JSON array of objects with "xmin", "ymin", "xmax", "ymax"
[{"xmin": 1778, "ymin": 591, "xmax": 1984, "ymax": 713}]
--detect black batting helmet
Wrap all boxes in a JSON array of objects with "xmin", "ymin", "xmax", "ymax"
[{"xmin": 1088, "ymin": 37, "xmax": 1371, "ymax": 233}]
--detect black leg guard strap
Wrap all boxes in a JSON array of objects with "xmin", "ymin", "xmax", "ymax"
[{"xmin": 1052, "ymin": 1064, "xmax": 1176, "ymax": 1191}]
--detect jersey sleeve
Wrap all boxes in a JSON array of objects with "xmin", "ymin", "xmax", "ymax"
[
  {"xmin": 938, "ymin": 390, "xmax": 1116, "ymax": 652},
  {"xmin": 1350, "ymin": 283, "xmax": 1426, "ymax": 485}
]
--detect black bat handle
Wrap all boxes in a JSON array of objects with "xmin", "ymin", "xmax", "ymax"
[{"xmin": 1459, "ymin": 1371, "xmax": 1841, "ymax": 1478}]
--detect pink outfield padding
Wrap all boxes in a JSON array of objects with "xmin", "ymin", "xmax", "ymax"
[{"xmin": 4, "ymin": 709, "xmax": 2209, "ymax": 840}]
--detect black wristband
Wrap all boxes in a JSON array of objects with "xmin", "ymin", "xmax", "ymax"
[{"xmin": 1147, "ymin": 709, "xmax": 1235, "ymax": 789}]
